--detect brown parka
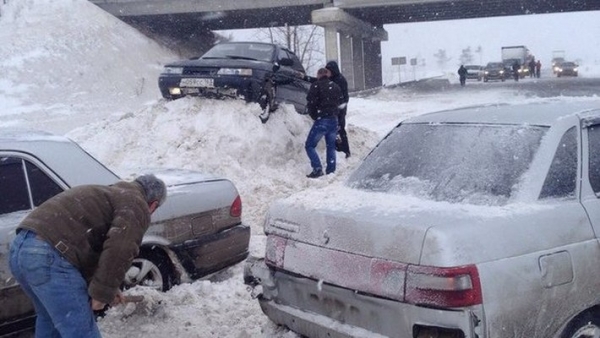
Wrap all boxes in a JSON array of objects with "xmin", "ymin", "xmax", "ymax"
[{"xmin": 18, "ymin": 181, "xmax": 151, "ymax": 304}]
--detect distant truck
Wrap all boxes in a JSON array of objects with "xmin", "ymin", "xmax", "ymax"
[{"xmin": 501, "ymin": 45, "xmax": 532, "ymax": 78}]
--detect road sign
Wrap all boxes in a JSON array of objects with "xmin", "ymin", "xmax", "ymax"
[
  {"xmin": 391, "ymin": 57, "xmax": 406, "ymax": 65},
  {"xmin": 410, "ymin": 58, "xmax": 417, "ymax": 66}
]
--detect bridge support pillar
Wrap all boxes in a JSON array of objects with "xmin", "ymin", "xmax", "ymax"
[
  {"xmin": 363, "ymin": 38, "xmax": 382, "ymax": 89},
  {"xmin": 339, "ymin": 34, "xmax": 366, "ymax": 91},
  {"xmin": 312, "ymin": 8, "xmax": 387, "ymax": 91},
  {"xmin": 324, "ymin": 27, "xmax": 339, "ymax": 63}
]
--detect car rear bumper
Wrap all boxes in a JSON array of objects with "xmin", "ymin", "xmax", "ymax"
[
  {"xmin": 172, "ymin": 223, "xmax": 250, "ymax": 279},
  {"xmin": 244, "ymin": 259, "xmax": 483, "ymax": 338},
  {"xmin": 158, "ymin": 75, "xmax": 263, "ymax": 102}
]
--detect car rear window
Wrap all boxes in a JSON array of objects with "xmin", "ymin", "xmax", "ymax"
[{"xmin": 348, "ymin": 123, "xmax": 547, "ymax": 205}]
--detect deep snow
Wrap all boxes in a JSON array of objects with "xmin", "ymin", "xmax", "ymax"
[{"xmin": 2, "ymin": 1, "xmax": 600, "ymax": 337}]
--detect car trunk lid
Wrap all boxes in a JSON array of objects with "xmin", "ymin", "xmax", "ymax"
[{"xmin": 263, "ymin": 185, "xmax": 563, "ymax": 303}]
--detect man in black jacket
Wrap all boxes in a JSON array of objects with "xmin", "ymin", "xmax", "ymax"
[
  {"xmin": 458, "ymin": 65, "xmax": 467, "ymax": 86},
  {"xmin": 325, "ymin": 61, "xmax": 351, "ymax": 158},
  {"xmin": 305, "ymin": 68, "xmax": 344, "ymax": 178}
]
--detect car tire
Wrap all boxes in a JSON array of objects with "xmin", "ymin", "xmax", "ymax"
[
  {"xmin": 259, "ymin": 81, "xmax": 276, "ymax": 124},
  {"xmin": 123, "ymin": 249, "xmax": 175, "ymax": 292},
  {"xmin": 561, "ymin": 310, "xmax": 600, "ymax": 338}
]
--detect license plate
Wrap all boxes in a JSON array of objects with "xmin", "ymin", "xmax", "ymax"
[
  {"xmin": 182, "ymin": 88, "xmax": 199, "ymax": 94},
  {"xmin": 180, "ymin": 78, "xmax": 214, "ymax": 88}
]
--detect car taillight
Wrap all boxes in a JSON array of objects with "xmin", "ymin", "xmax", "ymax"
[
  {"xmin": 370, "ymin": 259, "xmax": 407, "ymax": 302},
  {"xmin": 265, "ymin": 235, "xmax": 287, "ymax": 268},
  {"xmin": 405, "ymin": 264, "xmax": 482, "ymax": 308},
  {"xmin": 230, "ymin": 195, "xmax": 242, "ymax": 217}
]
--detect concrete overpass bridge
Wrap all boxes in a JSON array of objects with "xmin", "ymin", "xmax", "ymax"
[{"xmin": 90, "ymin": 0, "xmax": 600, "ymax": 90}]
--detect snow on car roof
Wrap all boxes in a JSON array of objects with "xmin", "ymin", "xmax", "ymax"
[
  {"xmin": 0, "ymin": 128, "xmax": 70, "ymax": 143},
  {"xmin": 404, "ymin": 100, "xmax": 600, "ymax": 126}
]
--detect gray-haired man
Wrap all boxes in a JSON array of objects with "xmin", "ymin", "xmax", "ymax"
[{"xmin": 9, "ymin": 174, "xmax": 167, "ymax": 338}]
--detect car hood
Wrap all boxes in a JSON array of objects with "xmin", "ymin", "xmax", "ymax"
[
  {"xmin": 265, "ymin": 184, "xmax": 589, "ymax": 267},
  {"xmin": 164, "ymin": 58, "xmax": 274, "ymax": 71}
]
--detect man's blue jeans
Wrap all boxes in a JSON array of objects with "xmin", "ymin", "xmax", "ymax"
[
  {"xmin": 9, "ymin": 230, "xmax": 102, "ymax": 338},
  {"xmin": 305, "ymin": 117, "xmax": 338, "ymax": 174}
]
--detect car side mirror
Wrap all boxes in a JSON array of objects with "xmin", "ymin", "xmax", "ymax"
[{"xmin": 279, "ymin": 58, "xmax": 294, "ymax": 67}]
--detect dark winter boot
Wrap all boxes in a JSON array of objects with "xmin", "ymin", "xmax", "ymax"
[{"xmin": 306, "ymin": 169, "xmax": 324, "ymax": 178}]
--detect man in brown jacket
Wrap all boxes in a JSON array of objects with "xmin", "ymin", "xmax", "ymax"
[{"xmin": 9, "ymin": 174, "xmax": 167, "ymax": 338}]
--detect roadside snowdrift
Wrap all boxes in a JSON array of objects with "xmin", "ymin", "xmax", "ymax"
[{"xmin": 0, "ymin": 0, "xmax": 177, "ymax": 131}]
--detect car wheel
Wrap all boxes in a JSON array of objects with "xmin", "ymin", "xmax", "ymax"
[
  {"xmin": 259, "ymin": 81, "xmax": 276, "ymax": 124},
  {"xmin": 123, "ymin": 250, "xmax": 175, "ymax": 292},
  {"xmin": 561, "ymin": 310, "xmax": 600, "ymax": 338}
]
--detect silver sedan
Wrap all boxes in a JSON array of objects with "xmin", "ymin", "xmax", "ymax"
[
  {"xmin": 246, "ymin": 100, "xmax": 600, "ymax": 338},
  {"xmin": 0, "ymin": 129, "xmax": 250, "ymax": 334}
]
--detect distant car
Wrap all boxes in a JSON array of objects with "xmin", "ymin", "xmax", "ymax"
[
  {"xmin": 503, "ymin": 59, "xmax": 530, "ymax": 79},
  {"xmin": 0, "ymin": 129, "xmax": 250, "ymax": 335},
  {"xmin": 245, "ymin": 100, "xmax": 600, "ymax": 338},
  {"xmin": 483, "ymin": 62, "xmax": 506, "ymax": 82},
  {"xmin": 464, "ymin": 65, "xmax": 483, "ymax": 81},
  {"xmin": 552, "ymin": 57, "xmax": 566, "ymax": 73},
  {"xmin": 158, "ymin": 42, "xmax": 311, "ymax": 123},
  {"xmin": 556, "ymin": 61, "xmax": 579, "ymax": 77}
]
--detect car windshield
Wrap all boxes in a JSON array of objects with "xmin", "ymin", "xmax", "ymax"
[
  {"xmin": 201, "ymin": 43, "xmax": 275, "ymax": 62},
  {"xmin": 465, "ymin": 66, "xmax": 480, "ymax": 70},
  {"xmin": 562, "ymin": 62, "xmax": 575, "ymax": 67},
  {"xmin": 487, "ymin": 63, "xmax": 503, "ymax": 68},
  {"xmin": 347, "ymin": 123, "xmax": 547, "ymax": 205}
]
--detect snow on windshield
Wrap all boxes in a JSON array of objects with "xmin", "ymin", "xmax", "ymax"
[{"xmin": 348, "ymin": 123, "xmax": 547, "ymax": 205}]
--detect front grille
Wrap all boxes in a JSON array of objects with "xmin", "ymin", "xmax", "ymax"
[{"xmin": 183, "ymin": 67, "xmax": 219, "ymax": 76}]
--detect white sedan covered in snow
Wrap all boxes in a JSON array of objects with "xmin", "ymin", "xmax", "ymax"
[{"xmin": 245, "ymin": 100, "xmax": 600, "ymax": 338}]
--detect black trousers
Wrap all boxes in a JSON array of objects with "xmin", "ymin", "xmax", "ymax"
[{"xmin": 336, "ymin": 108, "xmax": 350, "ymax": 155}]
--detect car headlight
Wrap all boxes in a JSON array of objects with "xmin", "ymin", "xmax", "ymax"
[
  {"xmin": 163, "ymin": 66, "xmax": 183, "ymax": 75},
  {"xmin": 484, "ymin": 71, "xmax": 489, "ymax": 74},
  {"xmin": 574, "ymin": 68, "xmax": 579, "ymax": 72},
  {"xmin": 217, "ymin": 68, "xmax": 253, "ymax": 76},
  {"xmin": 499, "ymin": 70, "xmax": 504, "ymax": 74}
]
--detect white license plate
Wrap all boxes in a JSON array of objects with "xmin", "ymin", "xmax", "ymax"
[{"xmin": 180, "ymin": 78, "xmax": 214, "ymax": 88}]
